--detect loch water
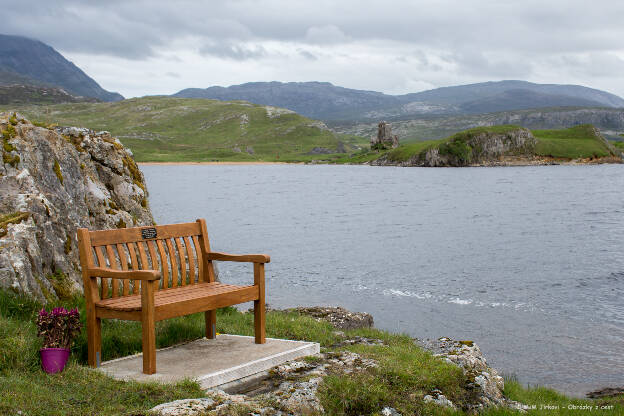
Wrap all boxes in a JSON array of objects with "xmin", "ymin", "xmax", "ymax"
[{"xmin": 142, "ymin": 163, "xmax": 624, "ymax": 396}]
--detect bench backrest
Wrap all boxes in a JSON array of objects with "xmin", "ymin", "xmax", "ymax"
[{"xmin": 77, "ymin": 219, "xmax": 216, "ymax": 300}]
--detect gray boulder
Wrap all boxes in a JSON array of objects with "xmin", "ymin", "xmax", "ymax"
[{"xmin": 0, "ymin": 112, "xmax": 153, "ymax": 301}]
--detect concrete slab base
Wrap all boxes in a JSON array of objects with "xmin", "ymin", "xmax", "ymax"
[{"xmin": 98, "ymin": 334, "xmax": 320, "ymax": 389}]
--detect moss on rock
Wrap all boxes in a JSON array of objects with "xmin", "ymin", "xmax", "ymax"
[
  {"xmin": 123, "ymin": 155, "xmax": 146, "ymax": 192},
  {"xmin": 2, "ymin": 151, "xmax": 20, "ymax": 168},
  {"xmin": 0, "ymin": 212, "xmax": 30, "ymax": 237},
  {"xmin": 45, "ymin": 270, "xmax": 75, "ymax": 300},
  {"xmin": 64, "ymin": 233, "xmax": 72, "ymax": 255},
  {"xmin": 53, "ymin": 159, "xmax": 64, "ymax": 185}
]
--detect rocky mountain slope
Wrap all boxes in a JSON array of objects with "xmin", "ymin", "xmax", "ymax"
[
  {"xmin": 400, "ymin": 80, "xmax": 624, "ymax": 108},
  {"xmin": 333, "ymin": 107, "xmax": 624, "ymax": 142},
  {"xmin": 0, "ymin": 84, "xmax": 96, "ymax": 105},
  {"xmin": 0, "ymin": 113, "xmax": 153, "ymax": 301},
  {"xmin": 174, "ymin": 81, "xmax": 397, "ymax": 121},
  {"xmin": 0, "ymin": 34, "xmax": 123, "ymax": 102},
  {"xmin": 5, "ymin": 97, "xmax": 367, "ymax": 162},
  {"xmin": 173, "ymin": 80, "xmax": 624, "ymax": 121}
]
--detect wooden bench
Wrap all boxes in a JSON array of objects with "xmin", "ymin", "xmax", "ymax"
[{"xmin": 77, "ymin": 219, "xmax": 269, "ymax": 374}]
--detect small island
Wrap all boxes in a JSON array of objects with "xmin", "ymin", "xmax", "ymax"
[{"xmin": 337, "ymin": 124, "xmax": 623, "ymax": 166}]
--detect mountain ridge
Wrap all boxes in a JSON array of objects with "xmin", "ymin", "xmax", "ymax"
[
  {"xmin": 0, "ymin": 34, "xmax": 123, "ymax": 102},
  {"xmin": 173, "ymin": 80, "xmax": 624, "ymax": 121}
]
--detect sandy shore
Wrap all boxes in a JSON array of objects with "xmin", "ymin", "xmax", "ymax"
[{"xmin": 138, "ymin": 161, "xmax": 300, "ymax": 166}]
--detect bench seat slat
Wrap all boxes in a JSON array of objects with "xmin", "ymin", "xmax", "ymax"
[
  {"xmin": 95, "ymin": 283, "xmax": 246, "ymax": 308},
  {"xmin": 95, "ymin": 282, "xmax": 258, "ymax": 313}
]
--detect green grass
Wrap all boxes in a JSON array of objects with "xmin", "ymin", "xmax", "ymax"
[
  {"xmin": 385, "ymin": 138, "xmax": 448, "ymax": 162},
  {"xmin": 0, "ymin": 289, "xmax": 340, "ymax": 415},
  {"xmin": 2, "ymin": 97, "xmax": 368, "ymax": 162},
  {"xmin": 610, "ymin": 140, "xmax": 624, "ymax": 152},
  {"xmin": 533, "ymin": 125, "xmax": 613, "ymax": 159},
  {"xmin": 0, "ymin": 288, "xmax": 340, "ymax": 365},
  {"xmin": 480, "ymin": 380, "xmax": 624, "ymax": 415},
  {"xmin": 0, "ymin": 365, "xmax": 204, "ymax": 416},
  {"xmin": 1, "ymin": 289, "xmax": 622, "ymax": 415},
  {"xmin": 319, "ymin": 330, "xmax": 466, "ymax": 415}
]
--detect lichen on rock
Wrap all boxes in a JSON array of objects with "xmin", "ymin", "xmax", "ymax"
[
  {"xmin": 0, "ymin": 112, "xmax": 154, "ymax": 301},
  {"xmin": 287, "ymin": 306, "xmax": 374, "ymax": 330},
  {"xmin": 417, "ymin": 336, "xmax": 523, "ymax": 411}
]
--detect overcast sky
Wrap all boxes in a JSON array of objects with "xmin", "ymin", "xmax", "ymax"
[{"xmin": 4, "ymin": 0, "xmax": 624, "ymax": 98}]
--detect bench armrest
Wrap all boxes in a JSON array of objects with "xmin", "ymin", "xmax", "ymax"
[
  {"xmin": 87, "ymin": 267, "xmax": 161, "ymax": 281},
  {"xmin": 205, "ymin": 251, "xmax": 270, "ymax": 263}
]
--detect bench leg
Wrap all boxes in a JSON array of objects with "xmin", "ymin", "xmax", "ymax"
[
  {"xmin": 254, "ymin": 299, "xmax": 265, "ymax": 344},
  {"xmin": 254, "ymin": 263, "xmax": 266, "ymax": 344},
  {"xmin": 141, "ymin": 318, "xmax": 156, "ymax": 374},
  {"xmin": 205, "ymin": 310, "xmax": 217, "ymax": 339},
  {"xmin": 86, "ymin": 309, "xmax": 101, "ymax": 368},
  {"xmin": 141, "ymin": 281, "xmax": 156, "ymax": 374}
]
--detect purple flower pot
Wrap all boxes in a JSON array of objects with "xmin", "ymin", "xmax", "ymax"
[{"xmin": 40, "ymin": 348, "xmax": 70, "ymax": 374}]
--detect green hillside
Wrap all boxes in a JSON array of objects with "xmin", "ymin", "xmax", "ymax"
[
  {"xmin": 3, "ymin": 97, "xmax": 366, "ymax": 162},
  {"xmin": 533, "ymin": 125, "xmax": 614, "ymax": 159},
  {"xmin": 337, "ymin": 124, "xmax": 620, "ymax": 165}
]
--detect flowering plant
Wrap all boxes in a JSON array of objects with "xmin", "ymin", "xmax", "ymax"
[{"xmin": 36, "ymin": 307, "xmax": 82, "ymax": 349}]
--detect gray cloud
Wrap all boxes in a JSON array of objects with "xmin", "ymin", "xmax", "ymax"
[
  {"xmin": 5, "ymin": 0, "xmax": 623, "ymax": 56},
  {"xmin": 297, "ymin": 49, "xmax": 318, "ymax": 61},
  {"xmin": 3, "ymin": 0, "xmax": 623, "ymax": 97},
  {"xmin": 199, "ymin": 41, "xmax": 267, "ymax": 60}
]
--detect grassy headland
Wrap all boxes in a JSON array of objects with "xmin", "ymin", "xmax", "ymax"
[
  {"xmin": 336, "ymin": 124, "xmax": 622, "ymax": 165},
  {"xmin": 1, "ymin": 289, "xmax": 622, "ymax": 415},
  {"xmin": 3, "ymin": 97, "xmax": 367, "ymax": 162}
]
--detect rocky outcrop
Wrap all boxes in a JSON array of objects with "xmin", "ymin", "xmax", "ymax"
[
  {"xmin": 152, "ymin": 333, "xmax": 524, "ymax": 415},
  {"xmin": 419, "ymin": 337, "xmax": 525, "ymax": 411},
  {"xmin": 287, "ymin": 306, "xmax": 374, "ymax": 330},
  {"xmin": 373, "ymin": 127, "xmax": 538, "ymax": 167},
  {"xmin": 371, "ymin": 121, "xmax": 399, "ymax": 149},
  {"xmin": 150, "ymin": 398, "xmax": 216, "ymax": 416},
  {"xmin": 0, "ymin": 113, "xmax": 153, "ymax": 301},
  {"xmin": 586, "ymin": 387, "xmax": 624, "ymax": 399},
  {"xmin": 492, "ymin": 108, "xmax": 624, "ymax": 132},
  {"xmin": 152, "ymin": 345, "xmax": 380, "ymax": 415},
  {"xmin": 305, "ymin": 146, "xmax": 334, "ymax": 155}
]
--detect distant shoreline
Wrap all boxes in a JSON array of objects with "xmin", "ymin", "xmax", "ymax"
[
  {"xmin": 137, "ymin": 157, "xmax": 622, "ymax": 167},
  {"xmin": 138, "ymin": 161, "xmax": 301, "ymax": 166}
]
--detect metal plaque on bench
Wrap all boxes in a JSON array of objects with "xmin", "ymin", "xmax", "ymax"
[{"xmin": 141, "ymin": 227, "xmax": 157, "ymax": 239}]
